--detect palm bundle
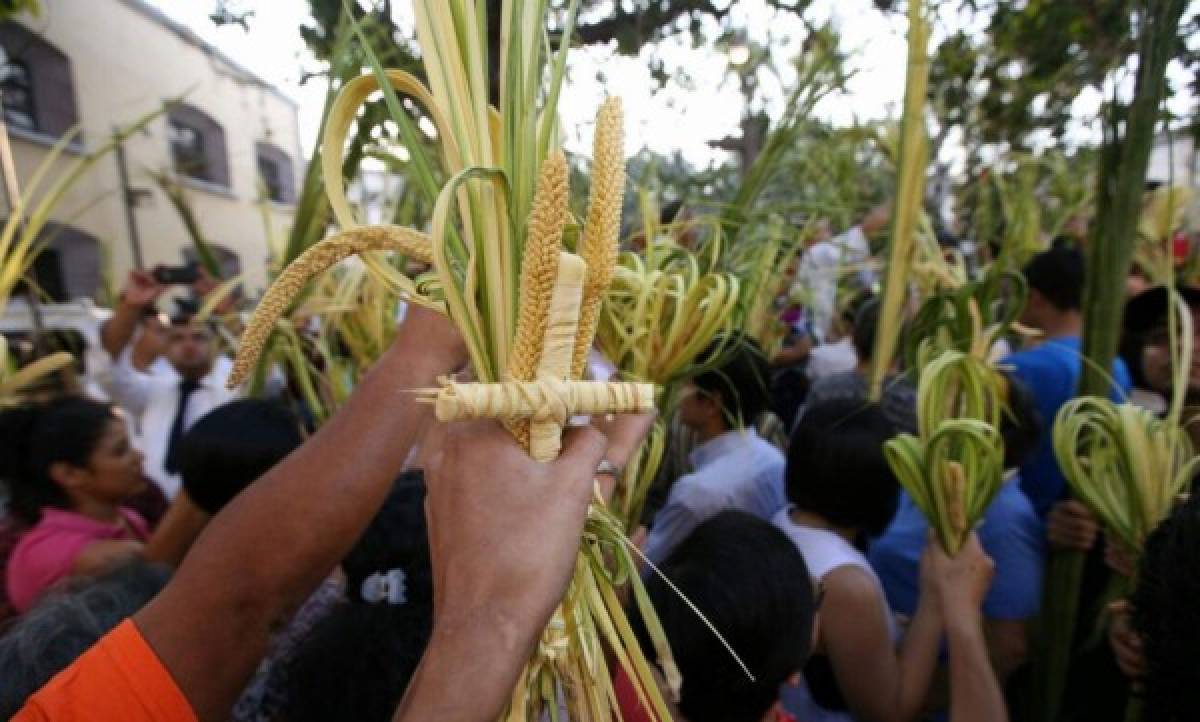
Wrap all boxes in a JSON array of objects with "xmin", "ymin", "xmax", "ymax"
[
  {"xmin": 1054, "ymin": 398, "xmax": 1199, "ymax": 558},
  {"xmin": 884, "ymin": 262, "xmax": 1027, "ymax": 554},
  {"xmin": 884, "ymin": 350, "xmax": 1006, "ymax": 554},
  {"xmin": 733, "ymin": 217, "xmax": 807, "ymax": 359},
  {"xmin": 596, "ymin": 233, "xmax": 740, "ymax": 528},
  {"xmin": 228, "ymin": 2, "xmax": 679, "ymax": 719}
]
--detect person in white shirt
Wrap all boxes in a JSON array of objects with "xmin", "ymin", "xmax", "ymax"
[
  {"xmin": 99, "ymin": 271, "xmax": 239, "ymax": 499},
  {"xmin": 642, "ymin": 336, "xmax": 786, "ymax": 566},
  {"xmin": 796, "ymin": 206, "xmax": 890, "ymax": 343}
]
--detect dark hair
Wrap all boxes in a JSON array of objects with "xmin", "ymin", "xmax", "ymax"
[
  {"xmin": 630, "ymin": 511, "xmax": 815, "ymax": 722},
  {"xmin": 279, "ymin": 471, "xmax": 434, "ymax": 722},
  {"xmin": 787, "ymin": 398, "xmax": 899, "ymax": 536},
  {"xmin": 1133, "ymin": 496, "xmax": 1200, "ymax": 722},
  {"xmin": 839, "ymin": 290, "xmax": 875, "ymax": 328},
  {"xmin": 1000, "ymin": 373, "xmax": 1042, "ymax": 470},
  {"xmin": 0, "ymin": 397, "xmax": 118, "ymax": 524},
  {"xmin": 852, "ymin": 299, "xmax": 881, "ymax": 361},
  {"xmin": 178, "ymin": 399, "xmax": 303, "ymax": 515},
  {"xmin": 1023, "ymin": 247, "xmax": 1084, "ymax": 311},
  {"xmin": 692, "ymin": 335, "xmax": 771, "ymax": 429},
  {"xmin": 0, "ymin": 560, "xmax": 170, "ymax": 718}
]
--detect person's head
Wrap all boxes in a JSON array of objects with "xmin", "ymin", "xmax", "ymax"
[
  {"xmin": 832, "ymin": 290, "xmax": 874, "ymax": 346},
  {"xmin": 861, "ymin": 204, "xmax": 892, "ymax": 235},
  {"xmin": 805, "ymin": 219, "xmax": 833, "ymax": 248},
  {"xmin": 0, "ymin": 559, "xmax": 170, "ymax": 718},
  {"xmin": 1121, "ymin": 286, "xmax": 1200, "ymax": 396},
  {"xmin": 631, "ymin": 511, "xmax": 816, "ymax": 722},
  {"xmin": 133, "ymin": 308, "xmax": 169, "ymax": 362},
  {"xmin": 1132, "ymin": 495, "xmax": 1200, "ymax": 722},
  {"xmin": 178, "ymin": 399, "xmax": 304, "ymax": 515},
  {"xmin": 679, "ymin": 336, "xmax": 770, "ymax": 438},
  {"xmin": 999, "ymin": 373, "xmax": 1042, "ymax": 471},
  {"xmin": 1019, "ymin": 247, "xmax": 1084, "ymax": 333},
  {"xmin": 280, "ymin": 471, "xmax": 434, "ymax": 722},
  {"xmin": 0, "ymin": 397, "xmax": 145, "ymax": 525},
  {"xmin": 165, "ymin": 313, "xmax": 216, "ymax": 381},
  {"xmin": 851, "ymin": 298, "xmax": 882, "ymax": 364},
  {"xmin": 787, "ymin": 399, "xmax": 899, "ymax": 537}
]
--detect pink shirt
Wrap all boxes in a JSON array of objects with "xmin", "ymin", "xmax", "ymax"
[{"xmin": 6, "ymin": 508, "xmax": 149, "ymax": 613}]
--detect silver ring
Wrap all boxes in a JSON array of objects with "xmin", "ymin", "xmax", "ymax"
[{"xmin": 596, "ymin": 459, "xmax": 622, "ymax": 478}]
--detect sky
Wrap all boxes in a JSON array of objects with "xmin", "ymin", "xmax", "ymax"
[
  {"xmin": 145, "ymin": 0, "xmax": 912, "ymax": 166},
  {"xmin": 146, "ymin": 0, "xmax": 1199, "ymax": 172}
]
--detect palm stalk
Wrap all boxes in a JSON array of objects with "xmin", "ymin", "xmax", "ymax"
[
  {"xmin": 868, "ymin": 0, "xmax": 930, "ymax": 401},
  {"xmin": 1031, "ymin": 2, "xmax": 1191, "ymax": 719}
]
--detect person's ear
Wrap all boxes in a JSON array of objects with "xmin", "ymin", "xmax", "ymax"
[{"xmin": 48, "ymin": 461, "xmax": 89, "ymax": 491}]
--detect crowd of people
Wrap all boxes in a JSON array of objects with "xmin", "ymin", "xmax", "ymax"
[{"xmin": 0, "ymin": 218, "xmax": 1198, "ymax": 722}]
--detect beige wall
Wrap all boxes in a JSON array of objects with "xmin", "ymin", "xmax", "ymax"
[{"xmin": 3, "ymin": 0, "xmax": 303, "ymax": 298}]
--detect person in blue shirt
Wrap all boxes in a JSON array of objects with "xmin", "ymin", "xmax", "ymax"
[
  {"xmin": 643, "ymin": 336, "xmax": 787, "ymax": 566},
  {"xmin": 1002, "ymin": 248, "xmax": 1133, "ymax": 522},
  {"xmin": 870, "ymin": 373, "xmax": 1046, "ymax": 684}
]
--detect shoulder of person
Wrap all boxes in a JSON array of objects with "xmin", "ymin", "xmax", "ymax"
[{"xmin": 822, "ymin": 564, "xmax": 886, "ymax": 609}]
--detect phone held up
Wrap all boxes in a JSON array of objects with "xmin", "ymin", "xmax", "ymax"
[{"xmin": 152, "ymin": 263, "xmax": 200, "ymax": 286}]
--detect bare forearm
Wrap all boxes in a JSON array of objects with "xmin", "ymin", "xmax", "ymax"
[
  {"xmin": 101, "ymin": 300, "xmax": 142, "ymax": 358},
  {"xmin": 896, "ymin": 598, "xmax": 944, "ymax": 721},
  {"xmin": 395, "ymin": 609, "xmax": 538, "ymax": 722},
  {"xmin": 947, "ymin": 612, "xmax": 1007, "ymax": 722}
]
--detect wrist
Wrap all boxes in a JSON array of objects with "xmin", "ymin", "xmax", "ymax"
[{"xmin": 943, "ymin": 604, "xmax": 985, "ymax": 639}]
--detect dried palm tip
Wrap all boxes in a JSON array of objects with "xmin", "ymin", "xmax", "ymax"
[
  {"xmin": 227, "ymin": 225, "xmax": 434, "ymax": 388},
  {"xmin": 505, "ymin": 150, "xmax": 569, "ymax": 448},
  {"xmin": 509, "ymin": 150, "xmax": 569, "ymax": 382},
  {"xmin": 572, "ymin": 98, "xmax": 626, "ymax": 378}
]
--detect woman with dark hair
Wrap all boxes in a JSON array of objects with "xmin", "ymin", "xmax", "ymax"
[
  {"xmin": 1, "ymin": 397, "xmax": 150, "ymax": 613},
  {"xmin": 774, "ymin": 398, "xmax": 943, "ymax": 722}
]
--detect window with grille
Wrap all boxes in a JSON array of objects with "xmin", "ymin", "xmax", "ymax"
[
  {"xmin": 169, "ymin": 118, "xmax": 210, "ymax": 181},
  {"xmin": 0, "ymin": 51, "xmax": 35, "ymax": 131}
]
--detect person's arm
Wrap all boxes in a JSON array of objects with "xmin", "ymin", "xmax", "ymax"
[
  {"xmin": 133, "ymin": 307, "xmax": 467, "ymax": 721},
  {"xmin": 822, "ymin": 565, "xmax": 943, "ymax": 722},
  {"xmin": 640, "ymin": 480, "xmax": 706, "ymax": 567},
  {"xmin": 393, "ymin": 420, "xmax": 608, "ymax": 721},
  {"xmin": 101, "ymin": 271, "xmax": 164, "ymax": 359},
  {"xmin": 927, "ymin": 534, "xmax": 1006, "ymax": 722},
  {"xmin": 142, "ymin": 492, "xmax": 210, "ymax": 567}
]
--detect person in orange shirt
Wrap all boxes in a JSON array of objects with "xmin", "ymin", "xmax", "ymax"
[{"xmin": 15, "ymin": 306, "xmax": 654, "ymax": 722}]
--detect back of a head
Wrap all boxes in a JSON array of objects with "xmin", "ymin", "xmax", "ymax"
[
  {"xmin": 1133, "ymin": 496, "xmax": 1200, "ymax": 722},
  {"xmin": 1023, "ymin": 247, "xmax": 1084, "ymax": 312},
  {"xmin": 0, "ymin": 396, "xmax": 115, "ymax": 525},
  {"xmin": 0, "ymin": 560, "xmax": 170, "ymax": 718},
  {"xmin": 692, "ymin": 335, "xmax": 771, "ymax": 428},
  {"xmin": 632, "ymin": 511, "xmax": 815, "ymax": 722},
  {"xmin": 787, "ymin": 398, "xmax": 899, "ymax": 536},
  {"xmin": 280, "ymin": 471, "xmax": 434, "ymax": 722},
  {"xmin": 178, "ymin": 399, "xmax": 304, "ymax": 515},
  {"xmin": 852, "ymin": 299, "xmax": 881, "ymax": 361}
]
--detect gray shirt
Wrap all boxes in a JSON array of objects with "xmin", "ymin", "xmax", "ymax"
[{"xmin": 643, "ymin": 428, "xmax": 787, "ymax": 566}]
